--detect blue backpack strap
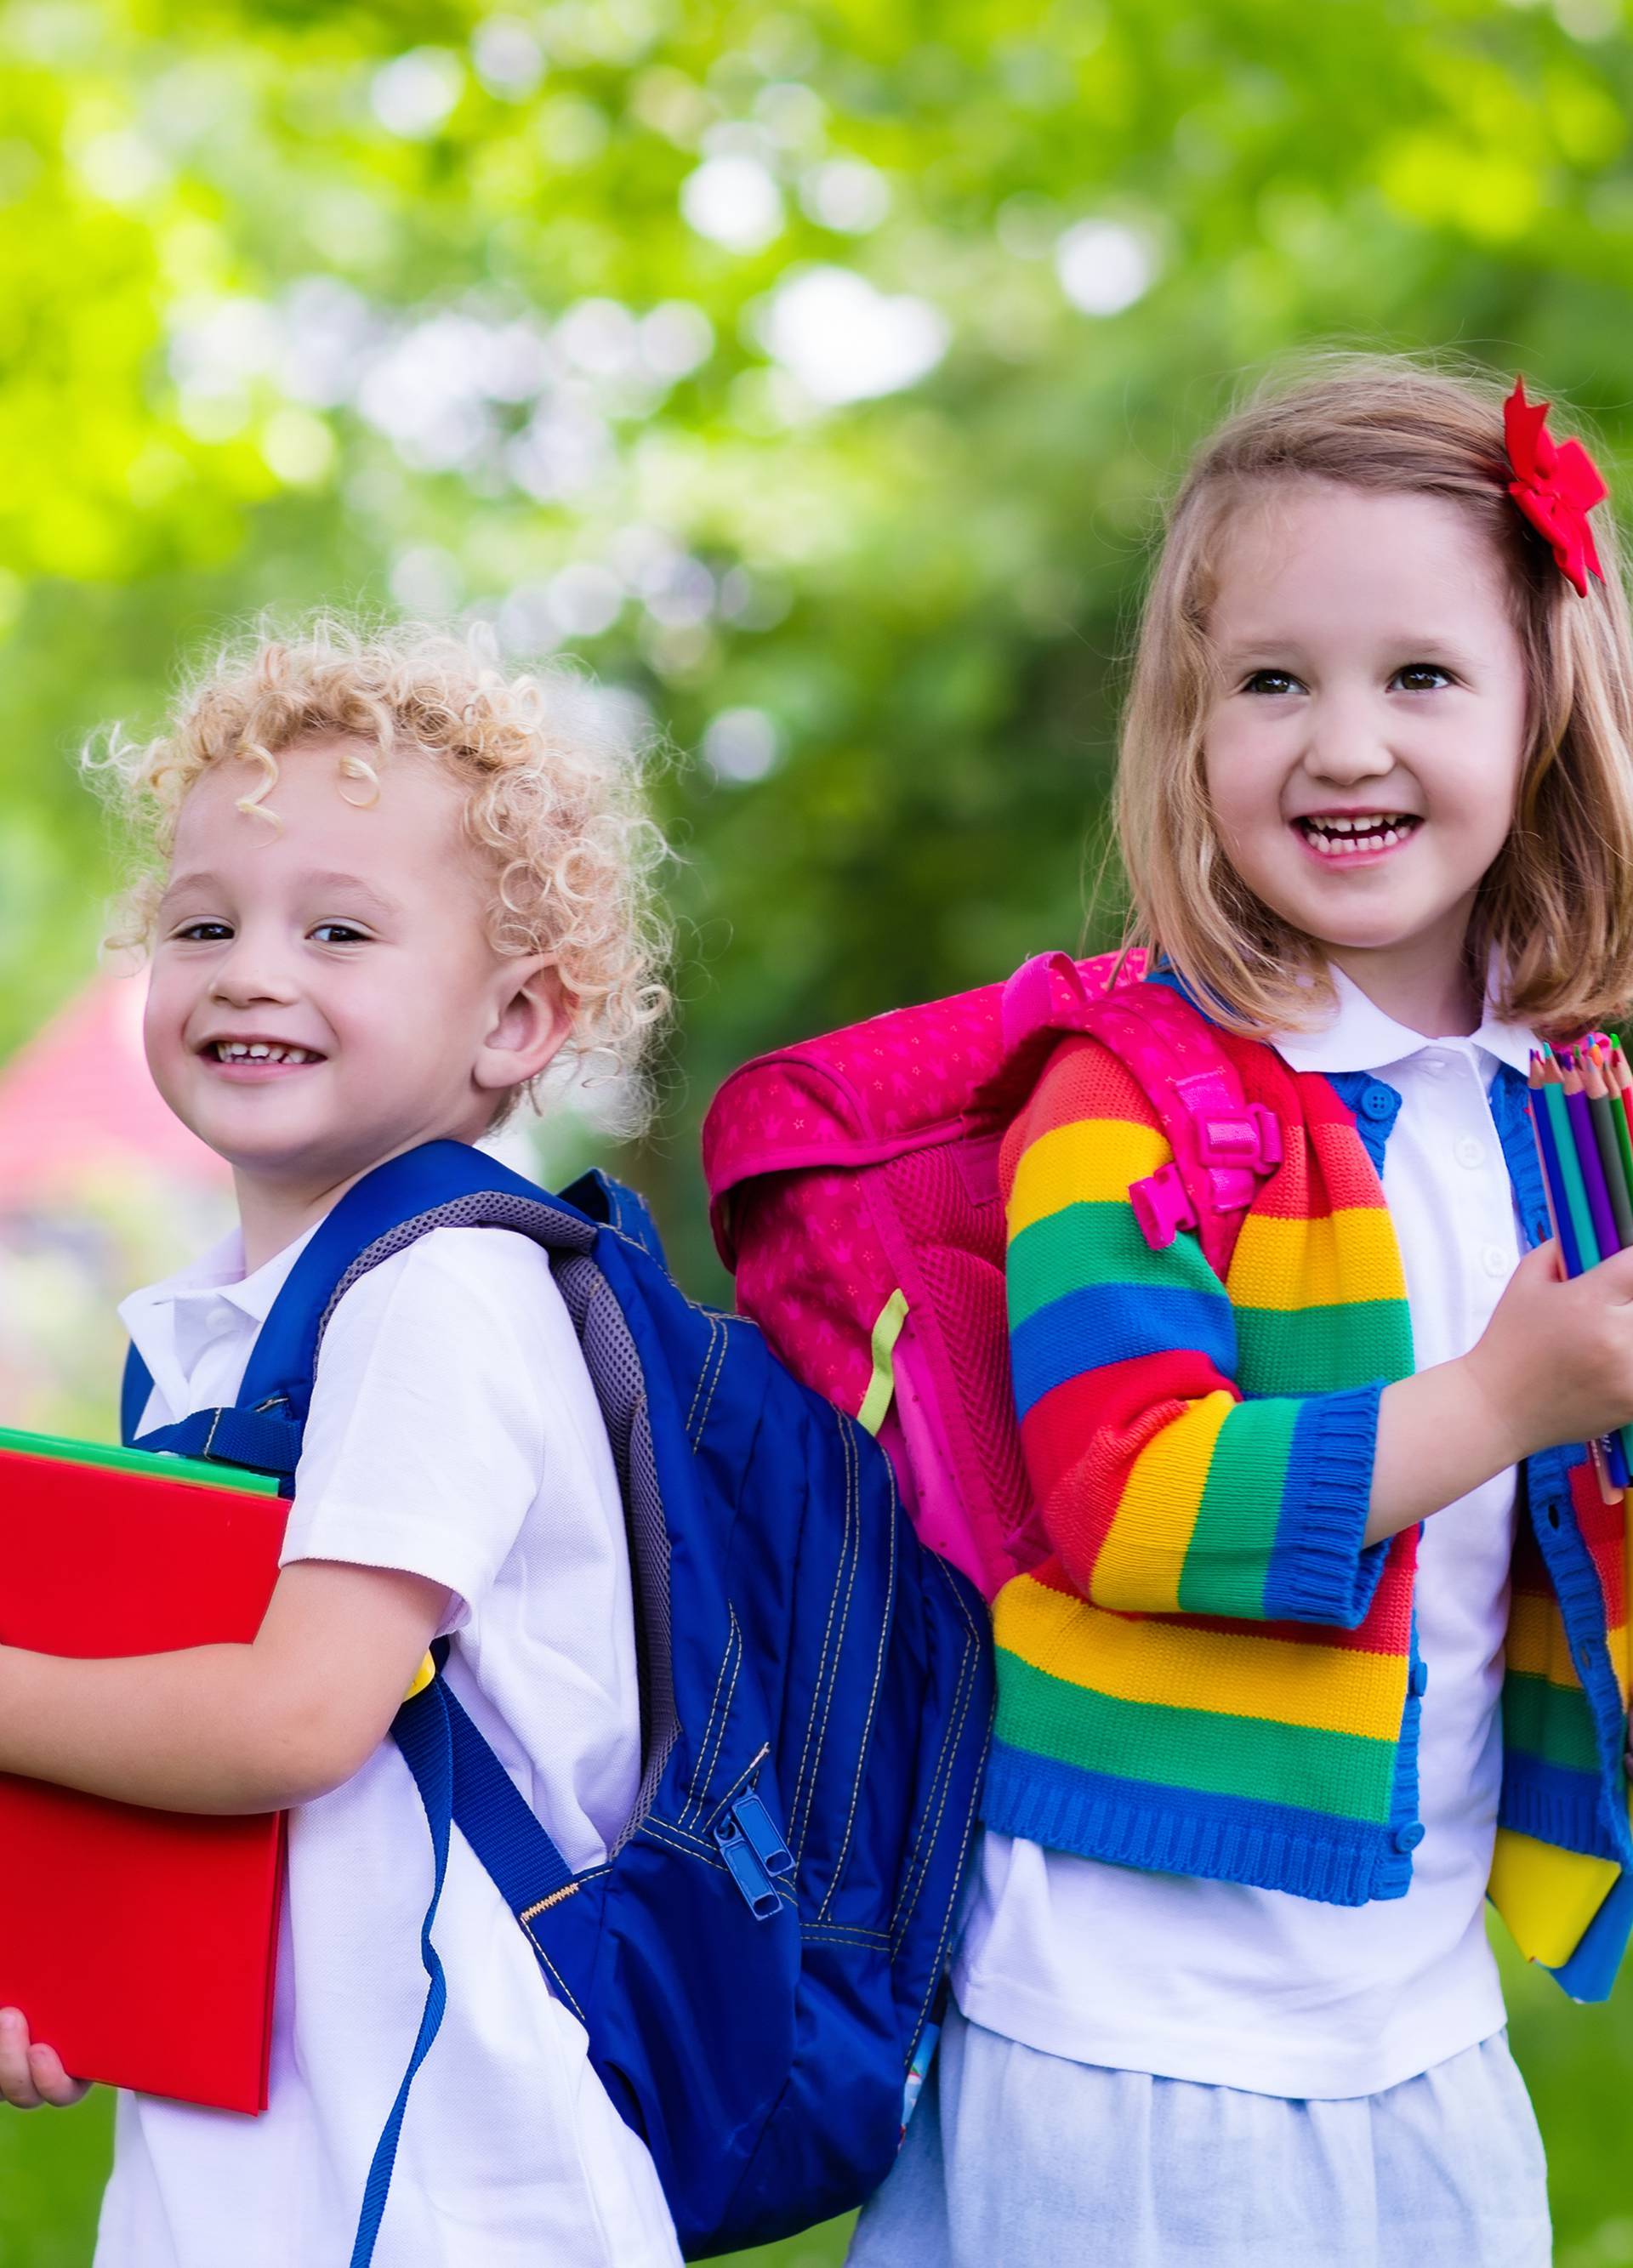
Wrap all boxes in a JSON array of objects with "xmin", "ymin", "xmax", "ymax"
[
  {"xmin": 350, "ymin": 1660, "xmax": 576, "ymax": 2265},
  {"xmin": 125, "ymin": 1143, "xmax": 596, "ymax": 1486},
  {"xmin": 234, "ymin": 1141, "xmax": 595, "ymax": 1422},
  {"xmin": 119, "ymin": 1344, "xmax": 155, "ymax": 1447},
  {"xmin": 349, "ymin": 1649, "xmax": 456, "ymax": 2268}
]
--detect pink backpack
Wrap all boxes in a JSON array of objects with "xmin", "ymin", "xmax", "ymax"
[{"xmin": 701, "ymin": 952, "xmax": 1285, "ymax": 1600}]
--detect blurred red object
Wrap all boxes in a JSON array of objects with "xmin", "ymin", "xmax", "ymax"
[{"xmin": 0, "ymin": 971, "xmax": 227, "ymax": 1210}]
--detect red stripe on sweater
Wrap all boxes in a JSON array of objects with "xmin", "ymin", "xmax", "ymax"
[{"xmin": 1024, "ymin": 1536, "xmax": 1417, "ymax": 1654}]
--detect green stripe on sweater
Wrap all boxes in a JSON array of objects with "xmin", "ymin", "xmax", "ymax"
[
  {"xmin": 1235, "ymin": 1301, "xmax": 1413, "ymax": 1397},
  {"xmin": 1006, "ymin": 1200, "xmax": 1220, "ymax": 1327},
  {"xmin": 994, "ymin": 1650, "xmax": 1399, "ymax": 1823},
  {"xmin": 1176, "ymin": 1395, "xmax": 1297, "ymax": 1617},
  {"xmin": 1502, "ymin": 1671, "xmax": 1602, "ymax": 1776}
]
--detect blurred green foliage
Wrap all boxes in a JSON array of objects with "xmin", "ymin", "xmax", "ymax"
[
  {"xmin": 7, "ymin": 0, "xmax": 1633, "ymax": 2254},
  {"xmin": 7, "ymin": 0, "xmax": 1633, "ymax": 1276}
]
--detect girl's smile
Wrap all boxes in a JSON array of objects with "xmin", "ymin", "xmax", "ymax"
[{"xmin": 1290, "ymin": 810, "xmax": 1424, "ymax": 864}]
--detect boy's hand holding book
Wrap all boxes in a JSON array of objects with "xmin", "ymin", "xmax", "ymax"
[{"xmin": 0, "ymin": 2004, "xmax": 88, "ymax": 2109}]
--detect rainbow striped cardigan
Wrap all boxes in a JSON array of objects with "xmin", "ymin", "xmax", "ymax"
[{"xmin": 986, "ymin": 1000, "xmax": 1633, "ymax": 1994}]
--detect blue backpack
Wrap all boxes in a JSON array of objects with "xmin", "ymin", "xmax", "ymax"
[{"xmin": 122, "ymin": 1140, "xmax": 993, "ymax": 2261}]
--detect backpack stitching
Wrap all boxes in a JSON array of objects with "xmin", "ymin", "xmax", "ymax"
[
  {"xmin": 793, "ymin": 1409, "xmax": 863, "ymax": 1869},
  {"xmin": 691, "ymin": 1314, "xmax": 731, "ymax": 1446},
  {"xmin": 887, "ymin": 1547, "xmax": 978, "ymax": 1937},
  {"xmin": 816, "ymin": 1439, "xmax": 900, "ymax": 1920},
  {"xmin": 890, "ymin": 1555, "xmax": 986, "ymax": 1951},
  {"xmin": 682, "ymin": 1314, "xmax": 717, "ymax": 1441},
  {"xmin": 680, "ymin": 1607, "xmax": 741, "ymax": 1828},
  {"xmin": 684, "ymin": 1313, "xmax": 727, "ymax": 1447},
  {"xmin": 902, "ymin": 1654, "xmax": 988, "ymax": 2061},
  {"xmin": 691, "ymin": 1619, "xmax": 744, "ymax": 1822},
  {"xmin": 679, "ymin": 1611, "xmax": 737, "ymax": 1827},
  {"xmin": 698, "ymin": 1743, "xmax": 773, "ymax": 1835},
  {"xmin": 786, "ymin": 1412, "xmax": 857, "ymax": 1863},
  {"xmin": 522, "ymin": 1931, "xmax": 589, "ymax": 2021}
]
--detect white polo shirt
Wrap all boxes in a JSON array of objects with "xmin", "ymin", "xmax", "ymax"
[
  {"xmin": 95, "ymin": 1222, "xmax": 682, "ymax": 2268},
  {"xmin": 954, "ymin": 969, "xmax": 1536, "ymax": 2099}
]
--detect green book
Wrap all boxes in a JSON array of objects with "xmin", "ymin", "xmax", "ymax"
[{"xmin": 0, "ymin": 1424, "xmax": 280, "ymax": 1498}]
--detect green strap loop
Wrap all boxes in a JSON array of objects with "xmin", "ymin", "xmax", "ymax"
[{"xmin": 857, "ymin": 1290, "xmax": 910, "ymax": 1435}]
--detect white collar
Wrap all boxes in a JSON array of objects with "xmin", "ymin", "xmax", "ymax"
[
  {"xmin": 118, "ymin": 1220, "xmax": 320, "ymax": 1422},
  {"xmin": 1271, "ymin": 963, "xmax": 1536, "ymax": 1080}
]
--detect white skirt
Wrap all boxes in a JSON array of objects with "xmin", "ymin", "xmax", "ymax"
[{"xmin": 847, "ymin": 2004, "xmax": 1550, "ymax": 2268}]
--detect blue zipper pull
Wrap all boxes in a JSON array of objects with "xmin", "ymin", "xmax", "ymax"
[
  {"xmin": 731, "ymin": 1791, "xmax": 793, "ymax": 1880},
  {"xmin": 714, "ymin": 1813, "xmax": 781, "ymax": 1919}
]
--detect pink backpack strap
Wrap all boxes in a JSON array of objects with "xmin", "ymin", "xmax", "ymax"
[{"xmin": 998, "ymin": 955, "xmax": 1282, "ymax": 1280}]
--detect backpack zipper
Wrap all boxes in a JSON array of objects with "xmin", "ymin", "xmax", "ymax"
[{"xmin": 713, "ymin": 1791, "xmax": 794, "ymax": 1920}]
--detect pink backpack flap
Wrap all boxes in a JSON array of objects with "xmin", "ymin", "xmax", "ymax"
[{"xmin": 701, "ymin": 951, "xmax": 1283, "ymax": 1600}]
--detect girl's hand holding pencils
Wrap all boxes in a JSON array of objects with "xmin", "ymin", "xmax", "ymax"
[{"xmin": 1461, "ymin": 1235, "xmax": 1633, "ymax": 1472}]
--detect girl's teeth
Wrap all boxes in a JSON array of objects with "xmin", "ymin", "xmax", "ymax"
[{"xmin": 1302, "ymin": 815, "xmax": 1412, "ymax": 854}]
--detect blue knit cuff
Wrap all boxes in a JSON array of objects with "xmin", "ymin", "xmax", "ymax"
[{"xmin": 1263, "ymin": 1381, "xmax": 1385, "ymax": 1628}]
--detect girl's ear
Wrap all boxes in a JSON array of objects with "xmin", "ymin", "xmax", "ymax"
[{"xmin": 473, "ymin": 956, "xmax": 572, "ymax": 1095}]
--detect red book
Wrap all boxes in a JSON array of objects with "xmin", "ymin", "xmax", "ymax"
[{"xmin": 0, "ymin": 1426, "xmax": 287, "ymax": 2113}]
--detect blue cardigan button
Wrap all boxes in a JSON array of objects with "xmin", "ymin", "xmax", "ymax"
[
  {"xmin": 1360, "ymin": 1083, "xmax": 1397, "ymax": 1121},
  {"xmin": 1409, "ymin": 1659, "xmax": 1429, "ymax": 1697},
  {"xmin": 1391, "ymin": 1822, "xmax": 1425, "ymax": 1853}
]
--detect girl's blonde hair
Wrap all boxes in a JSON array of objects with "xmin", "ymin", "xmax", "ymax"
[
  {"xmin": 84, "ymin": 615, "xmax": 672, "ymax": 1130},
  {"xmin": 1115, "ymin": 353, "xmax": 1633, "ymax": 1037}
]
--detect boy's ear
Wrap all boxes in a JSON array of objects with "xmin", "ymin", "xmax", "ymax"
[{"xmin": 473, "ymin": 956, "xmax": 572, "ymax": 1094}]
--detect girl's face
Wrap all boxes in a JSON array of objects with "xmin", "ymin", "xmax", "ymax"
[
  {"xmin": 1202, "ymin": 481, "xmax": 1531, "ymax": 1011},
  {"xmin": 145, "ymin": 736, "xmax": 564, "ymax": 1205}
]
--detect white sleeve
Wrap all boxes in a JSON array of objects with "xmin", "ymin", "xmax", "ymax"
[{"xmin": 280, "ymin": 1225, "xmax": 578, "ymax": 1627}]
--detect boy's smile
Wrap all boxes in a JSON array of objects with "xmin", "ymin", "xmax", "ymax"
[
  {"xmin": 145, "ymin": 735, "xmax": 565, "ymax": 1269},
  {"xmin": 1202, "ymin": 482, "xmax": 1531, "ymax": 1033}
]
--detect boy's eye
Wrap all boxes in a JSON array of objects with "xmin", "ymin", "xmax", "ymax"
[
  {"xmin": 1241, "ymin": 669, "xmax": 1303, "ymax": 696},
  {"xmin": 311, "ymin": 922, "xmax": 368, "ymax": 945},
  {"xmin": 1392, "ymin": 662, "xmax": 1452, "ymax": 692}
]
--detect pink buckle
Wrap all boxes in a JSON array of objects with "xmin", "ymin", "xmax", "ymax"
[
  {"xmin": 1129, "ymin": 1162, "xmax": 1198, "ymax": 1250},
  {"xmin": 1198, "ymin": 1104, "xmax": 1283, "ymax": 1173}
]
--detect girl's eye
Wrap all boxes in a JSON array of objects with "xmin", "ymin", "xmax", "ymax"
[
  {"xmin": 174, "ymin": 922, "xmax": 231, "ymax": 942},
  {"xmin": 311, "ymin": 922, "xmax": 368, "ymax": 945},
  {"xmin": 1392, "ymin": 663, "xmax": 1452, "ymax": 692},
  {"xmin": 1242, "ymin": 669, "xmax": 1303, "ymax": 696}
]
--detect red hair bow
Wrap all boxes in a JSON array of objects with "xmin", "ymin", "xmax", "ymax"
[{"xmin": 1504, "ymin": 376, "xmax": 1607, "ymax": 597}]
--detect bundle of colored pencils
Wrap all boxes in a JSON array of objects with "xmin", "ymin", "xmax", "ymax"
[{"xmin": 1527, "ymin": 1037, "xmax": 1633, "ymax": 1496}]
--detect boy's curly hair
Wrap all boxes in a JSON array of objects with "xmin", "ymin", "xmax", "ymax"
[{"xmin": 83, "ymin": 614, "xmax": 673, "ymax": 1131}]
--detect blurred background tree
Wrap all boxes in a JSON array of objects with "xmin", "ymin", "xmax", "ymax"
[{"xmin": 4, "ymin": 0, "xmax": 1633, "ymax": 2259}]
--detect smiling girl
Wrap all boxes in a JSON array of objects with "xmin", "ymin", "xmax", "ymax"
[{"xmin": 848, "ymin": 361, "xmax": 1633, "ymax": 2268}]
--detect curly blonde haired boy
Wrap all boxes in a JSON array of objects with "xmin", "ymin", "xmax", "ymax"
[{"xmin": 0, "ymin": 615, "xmax": 686, "ymax": 2268}]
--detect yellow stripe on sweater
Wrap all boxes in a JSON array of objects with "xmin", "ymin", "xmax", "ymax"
[
  {"xmin": 1007, "ymin": 1117, "xmax": 1171, "ymax": 1238},
  {"xmin": 996, "ymin": 1572, "xmax": 1409, "ymax": 1739},
  {"xmin": 1507, "ymin": 1589, "xmax": 1585, "ymax": 1686},
  {"xmin": 1088, "ymin": 1390, "xmax": 1233, "ymax": 1614},
  {"xmin": 1227, "ymin": 1207, "xmax": 1406, "ymax": 1311}
]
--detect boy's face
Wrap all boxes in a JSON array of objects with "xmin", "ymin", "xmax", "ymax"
[{"xmin": 145, "ymin": 735, "xmax": 562, "ymax": 1201}]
